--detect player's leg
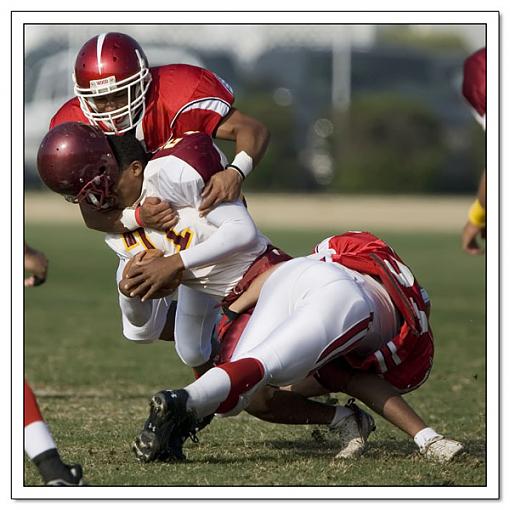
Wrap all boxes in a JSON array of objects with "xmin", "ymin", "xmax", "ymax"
[
  {"xmin": 24, "ymin": 380, "xmax": 84, "ymax": 486},
  {"xmin": 292, "ymin": 337, "xmax": 463, "ymax": 462},
  {"xmin": 174, "ymin": 285, "xmax": 220, "ymax": 378},
  {"xmin": 186, "ymin": 259, "xmax": 373, "ymax": 416},
  {"xmin": 117, "ymin": 259, "xmax": 175, "ymax": 343},
  {"xmin": 133, "ymin": 260, "xmax": 376, "ymax": 461}
]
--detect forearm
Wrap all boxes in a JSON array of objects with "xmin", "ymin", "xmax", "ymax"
[
  {"xmin": 232, "ymin": 118, "xmax": 270, "ymax": 168},
  {"xmin": 179, "ymin": 201, "xmax": 258, "ymax": 269},
  {"xmin": 216, "ymin": 109, "xmax": 270, "ymax": 171},
  {"xmin": 229, "ymin": 264, "xmax": 282, "ymax": 314}
]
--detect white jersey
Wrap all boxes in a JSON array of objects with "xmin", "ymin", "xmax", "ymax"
[
  {"xmin": 105, "ymin": 208, "xmax": 267, "ymax": 297},
  {"xmin": 105, "ymin": 133, "xmax": 269, "ymax": 297}
]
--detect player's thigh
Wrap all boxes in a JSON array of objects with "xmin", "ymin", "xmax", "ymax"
[
  {"xmin": 230, "ymin": 259, "xmax": 304, "ymax": 358},
  {"xmin": 234, "ymin": 280, "xmax": 371, "ymax": 387}
]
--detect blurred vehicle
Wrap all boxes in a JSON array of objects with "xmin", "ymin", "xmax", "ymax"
[{"xmin": 24, "ymin": 46, "xmax": 204, "ymax": 184}]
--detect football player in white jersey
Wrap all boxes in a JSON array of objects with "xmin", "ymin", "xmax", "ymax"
[{"xmin": 37, "ymin": 122, "xmax": 272, "ymax": 378}]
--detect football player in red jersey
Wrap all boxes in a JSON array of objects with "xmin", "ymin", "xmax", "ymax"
[
  {"xmin": 24, "ymin": 244, "xmax": 85, "ymax": 485},
  {"xmin": 461, "ymin": 48, "xmax": 486, "ymax": 255},
  {"xmin": 49, "ymin": 32, "xmax": 269, "ymax": 234}
]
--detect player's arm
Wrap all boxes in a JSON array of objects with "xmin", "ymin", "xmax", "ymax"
[
  {"xmin": 227, "ymin": 263, "xmax": 284, "ymax": 316},
  {"xmin": 462, "ymin": 170, "xmax": 486, "ymax": 255},
  {"xmin": 124, "ymin": 200, "xmax": 260, "ymax": 301},
  {"xmin": 79, "ymin": 197, "xmax": 178, "ymax": 233},
  {"xmin": 24, "ymin": 243, "xmax": 49, "ymax": 287},
  {"xmin": 200, "ymin": 108, "xmax": 270, "ymax": 215}
]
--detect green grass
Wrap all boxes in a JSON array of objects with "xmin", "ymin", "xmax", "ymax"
[{"xmin": 23, "ymin": 225, "xmax": 486, "ymax": 486}]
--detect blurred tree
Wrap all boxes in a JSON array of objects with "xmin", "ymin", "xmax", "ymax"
[
  {"xmin": 378, "ymin": 26, "xmax": 467, "ymax": 53},
  {"xmin": 330, "ymin": 92, "xmax": 449, "ymax": 193},
  {"xmin": 215, "ymin": 86, "xmax": 311, "ymax": 191}
]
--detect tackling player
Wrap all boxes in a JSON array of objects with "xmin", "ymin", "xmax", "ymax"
[
  {"xmin": 24, "ymin": 244, "xmax": 84, "ymax": 486},
  {"xmin": 49, "ymin": 32, "xmax": 270, "ymax": 234},
  {"xmin": 461, "ymin": 48, "xmax": 486, "ymax": 255}
]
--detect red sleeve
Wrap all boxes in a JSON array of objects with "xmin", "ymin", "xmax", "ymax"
[
  {"xmin": 172, "ymin": 67, "xmax": 235, "ymax": 137},
  {"xmin": 462, "ymin": 48, "xmax": 486, "ymax": 116},
  {"xmin": 49, "ymin": 97, "xmax": 88, "ymax": 129}
]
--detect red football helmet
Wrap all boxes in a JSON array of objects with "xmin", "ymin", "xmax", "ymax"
[
  {"xmin": 37, "ymin": 122, "xmax": 120, "ymax": 210},
  {"xmin": 73, "ymin": 32, "xmax": 152, "ymax": 134},
  {"xmin": 462, "ymin": 48, "xmax": 486, "ymax": 129}
]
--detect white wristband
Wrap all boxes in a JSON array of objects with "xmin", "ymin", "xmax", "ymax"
[
  {"xmin": 120, "ymin": 208, "xmax": 139, "ymax": 231},
  {"xmin": 230, "ymin": 151, "xmax": 253, "ymax": 179}
]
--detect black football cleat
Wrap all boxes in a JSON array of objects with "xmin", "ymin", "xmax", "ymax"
[
  {"xmin": 132, "ymin": 389, "xmax": 201, "ymax": 463},
  {"xmin": 32, "ymin": 448, "xmax": 85, "ymax": 486},
  {"xmin": 45, "ymin": 464, "xmax": 85, "ymax": 486}
]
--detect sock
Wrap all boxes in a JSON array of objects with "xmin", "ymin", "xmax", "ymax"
[
  {"xmin": 185, "ymin": 366, "xmax": 232, "ymax": 418},
  {"xmin": 185, "ymin": 358, "xmax": 266, "ymax": 418},
  {"xmin": 25, "ymin": 421, "xmax": 57, "ymax": 459},
  {"xmin": 32, "ymin": 448, "xmax": 72, "ymax": 484},
  {"xmin": 329, "ymin": 405, "xmax": 355, "ymax": 428},
  {"xmin": 413, "ymin": 427, "xmax": 441, "ymax": 449}
]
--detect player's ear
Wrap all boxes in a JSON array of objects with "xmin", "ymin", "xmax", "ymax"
[{"xmin": 130, "ymin": 160, "xmax": 144, "ymax": 177}]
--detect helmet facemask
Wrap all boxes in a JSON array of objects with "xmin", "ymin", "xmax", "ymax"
[
  {"xmin": 73, "ymin": 49, "xmax": 152, "ymax": 135},
  {"xmin": 72, "ymin": 168, "xmax": 118, "ymax": 210}
]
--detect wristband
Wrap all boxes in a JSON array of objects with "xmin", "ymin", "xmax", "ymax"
[
  {"xmin": 229, "ymin": 151, "xmax": 253, "ymax": 179},
  {"xmin": 227, "ymin": 164, "xmax": 246, "ymax": 181},
  {"xmin": 468, "ymin": 199, "xmax": 486, "ymax": 228},
  {"xmin": 120, "ymin": 208, "xmax": 139, "ymax": 230},
  {"xmin": 134, "ymin": 206, "xmax": 144, "ymax": 227}
]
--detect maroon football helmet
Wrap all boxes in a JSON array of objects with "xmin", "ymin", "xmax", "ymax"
[
  {"xmin": 37, "ymin": 122, "xmax": 120, "ymax": 210},
  {"xmin": 73, "ymin": 32, "xmax": 152, "ymax": 134}
]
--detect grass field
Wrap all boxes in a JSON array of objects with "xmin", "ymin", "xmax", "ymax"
[{"xmin": 23, "ymin": 224, "xmax": 486, "ymax": 487}]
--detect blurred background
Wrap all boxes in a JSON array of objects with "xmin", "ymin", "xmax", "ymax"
[{"xmin": 24, "ymin": 24, "xmax": 485, "ymax": 195}]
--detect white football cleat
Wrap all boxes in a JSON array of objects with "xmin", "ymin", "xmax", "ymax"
[
  {"xmin": 420, "ymin": 435, "xmax": 464, "ymax": 463},
  {"xmin": 332, "ymin": 399, "xmax": 376, "ymax": 459}
]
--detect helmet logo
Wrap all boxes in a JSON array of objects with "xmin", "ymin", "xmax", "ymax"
[{"xmin": 90, "ymin": 76, "xmax": 117, "ymax": 93}]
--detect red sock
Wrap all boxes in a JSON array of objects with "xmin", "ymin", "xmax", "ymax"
[
  {"xmin": 24, "ymin": 380, "xmax": 44, "ymax": 427},
  {"xmin": 216, "ymin": 358, "xmax": 265, "ymax": 414}
]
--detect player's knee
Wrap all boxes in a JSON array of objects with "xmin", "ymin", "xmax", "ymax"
[
  {"xmin": 175, "ymin": 341, "xmax": 211, "ymax": 368},
  {"xmin": 122, "ymin": 324, "xmax": 159, "ymax": 344}
]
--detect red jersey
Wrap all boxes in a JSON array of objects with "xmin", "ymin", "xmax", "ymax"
[
  {"xmin": 313, "ymin": 231, "xmax": 432, "ymax": 375},
  {"xmin": 50, "ymin": 64, "xmax": 234, "ymax": 152}
]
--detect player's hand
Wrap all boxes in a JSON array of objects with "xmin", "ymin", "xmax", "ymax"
[
  {"xmin": 461, "ymin": 221, "xmax": 485, "ymax": 255},
  {"xmin": 139, "ymin": 197, "xmax": 178, "ymax": 231},
  {"xmin": 24, "ymin": 245, "xmax": 49, "ymax": 287},
  {"xmin": 123, "ymin": 252, "xmax": 184, "ymax": 301},
  {"xmin": 199, "ymin": 167, "xmax": 243, "ymax": 216},
  {"xmin": 118, "ymin": 250, "xmax": 163, "ymax": 297}
]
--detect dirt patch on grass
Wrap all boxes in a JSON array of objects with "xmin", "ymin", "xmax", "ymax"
[{"xmin": 25, "ymin": 191, "xmax": 471, "ymax": 232}]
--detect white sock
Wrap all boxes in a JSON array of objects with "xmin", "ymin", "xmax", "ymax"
[
  {"xmin": 329, "ymin": 405, "xmax": 355, "ymax": 428},
  {"xmin": 24, "ymin": 421, "xmax": 57, "ymax": 460},
  {"xmin": 184, "ymin": 367, "xmax": 232, "ymax": 419},
  {"xmin": 413, "ymin": 427, "xmax": 441, "ymax": 449}
]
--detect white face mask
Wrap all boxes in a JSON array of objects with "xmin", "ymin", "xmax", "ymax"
[{"xmin": 73, "ymin": 49, "xmax": 152, "ymax": 135}]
